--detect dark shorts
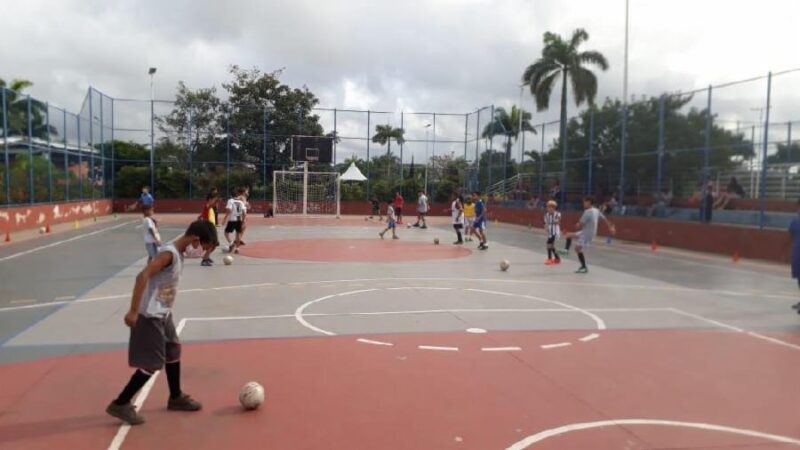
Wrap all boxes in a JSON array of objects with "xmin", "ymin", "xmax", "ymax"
[
  {"xmin": 225, "ymin": 221, "xmax": 243, "ymax": 234},
  {"xmin": 547, "ymin": 236, "xmax": 556, "ymax": 245},
  {"xmin": 129, "ymin": 314, "xmax": 181, "ymax": 372},
  {"xmin": 396, "ymin": 207, "xmax": 403, "ymax": 216},
  {"xmin": 453, "ymin": 223, "xmax": 464, "ymax": 230}
]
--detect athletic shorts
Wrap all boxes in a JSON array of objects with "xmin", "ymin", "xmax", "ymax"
[
  {"xmin": 396, "ymin": 207, "xmax": 403, "ymax": 216},
  {"xmin": 547, "ymin": 236, "xmax": 556, "ymax": 245},
  {"xmin": 453, "ymin": 223, "xmax": 464, "ymax": 230},
  {"xmin": 465, "ymin": 217, "xmax": 475, "ymax": 227},
  {"xmin": 387, "ymin": 220, "xmax": 396, "ymax": 229},
  {"xmin": 418, "ymin": 210, "xmax": 428, "ymax": 216},
  {"xmin": 225, "ymin": 221, "xmax": 243, "ymax": 234},
  {"xmin": 576, "ymin": 235, "xmax": 593, "ymax": 247},
  {"xmin": 145, "ymin": 243, "xmax": 159, "ymax": 259},
  {"xmin": 129, "ymin": 314, "xmax": 181, "ymax": 372},
  {"xmin": 474, "ymin": 220, "xmax": 486, "ymax": 230}
]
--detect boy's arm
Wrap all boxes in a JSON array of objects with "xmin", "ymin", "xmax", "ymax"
[
  {"xmin": 599, "ymin": 213, "xmax": 617, "ymax": 234},
  {"xmin": 148, "ymin": 227, "xmax": 161, "ymax": 245},
  {"xmin": 124, "ymin": 251, "xmax": 173, "ymax": 327}
]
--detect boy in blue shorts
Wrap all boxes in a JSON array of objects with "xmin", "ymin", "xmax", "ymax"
[
  {"xmin": 379, "ymin": 200, "xmax": 399, "ymax": 239},
  {"xmin": 472, "ymin": 191, "xmax": 488, "ymax": 250},
  {"xmin": 106, "ymin": 220, "xmax": 218, "ymax": 425}
]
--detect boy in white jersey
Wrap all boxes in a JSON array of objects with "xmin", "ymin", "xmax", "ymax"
[
  {"xmin": 564, "ymin": 196, "xmax": 615, "ymax": 274},
  {"xmin": 106, "ymin": 220, "xmax": 218, "ymax": 425},
  {"xmin": 544, "ymin": 200, "xmax": 562, "ymax": 265},
  {"xmin": 222, "ymin": 187, "xmax": 248, "ymax": 254},
  {"xmin": 450, "ymin": 193, "xmax": 465, "ymax": 245},
  {"xmin": 142, "ymin": 205, "xmax": 162, "ymax": 263},
  {"xmin": 379, "ymin": 200, "xmax": 399, "ymax": 239},
  {"xmin": 413, "ymin": 191, "xmax": 429, "ymax": 229}
]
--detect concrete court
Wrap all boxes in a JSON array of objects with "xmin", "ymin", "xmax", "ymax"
[{"xmin": 0, "ymin": 213, "xmax": 798, "ymax": 450}]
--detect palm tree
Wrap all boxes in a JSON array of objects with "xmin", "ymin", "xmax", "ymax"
[
  {"xmin": 0, "ymin": 78, "xmax": 54, "ymax": 138},
  {"xmin": 481, "ymin": 105, "xmax": 535, "ymax": 163},
  {"xmin": 371, "ymin": 124, "xmax": 405, "ymax": 178},
  {"xmin": 522, "ymin": 29, "xmax": 608, "ymax": 189}
]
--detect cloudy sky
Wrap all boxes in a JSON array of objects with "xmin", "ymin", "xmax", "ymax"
[{"xmin": 3, "ymin": 0, "xmax": 799, "ymax": 160}]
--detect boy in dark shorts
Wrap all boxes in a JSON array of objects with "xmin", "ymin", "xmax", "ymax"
[
  {"xmin": 106, "ymin": 220, "xmax": 218, "ymax": 425},
  {"xmin": 222, "ymin": 187, "xmax": 247, "ymax": 254}
]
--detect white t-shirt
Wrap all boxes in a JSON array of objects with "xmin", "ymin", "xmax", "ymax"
[
  {"xmin": 226, "ymin": 198, "xmax": 247, "ymax": 222},
  {"xmin": 451, "ymin": 200, "xmax": 464, "ymax": 225},
  {"xmin": 387, "ymin": 205, "xmax": 397, "ymax": 223},
  {"xmin": 418, "ymin": 194, "xmax": 429, "ymax": 213},
  {"xmin": 143, "ymin": 217, "xmax": 160, "ymax": 244}
]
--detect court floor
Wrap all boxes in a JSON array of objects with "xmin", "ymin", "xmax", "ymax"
[{"xmin": 0, "ymin": 213, "xmax": 798, "ymax": 449}]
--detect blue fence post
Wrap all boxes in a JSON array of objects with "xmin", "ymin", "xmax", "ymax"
[
  {"xmin": 99, "ymin": 94, "xmax": 104, "ymax": 199},
  {"xmin": 474, "ymin": 109, "xmax": 481, "ymax": 190},
  {"xmin": 759, "ymin": 72, "xmax": 772, "ymax": 229},
  {"xmin": 1, "ymin": 88, "xmax": 8, "ymax": 205},
  {"xmin": 619, "ymin": 104, "xmax": 627, "ymax": 207},
  {"xmin": 89, "ymin": 89, "xmax": 94, "ymax": 201},
  {"xmin": 400, "ymin": 111, "xmax": 405, "ymax": 184},
  {"xmin": 332, "ymin": 108, "xmax": 337, "ymax": 166},
  {"xmin": 46, "ymin": 102, "xmax": 52, "ymax": 202},
  {"xmin": 588, "ymin": 110, "xmax": 594, "ymax": 196},
  {"xmin": 656, "ymin": 95, "xmax": 665, "ymax": 196},
  {"xmin": 262, "ymin": 106, "xmax": 268, "ymax": 203},
  {"xmin": 226, "ymin": 113, "xmax": 231, "ymax": 196},
  {"xmin": 187, "ymin": 110, "xmax": 193, "ymax": 200},
  {"xmin": 77, "ymin": 113, "xmax": 83, "ymax": 199},
  {"xmin": 366, "ymin": 110, "xmax": 371, "ymax": 201},
  {"xmin": 432, "ymin": 113, "xmax": 437, "ymax": 200},
  {"xmin": 63, "ymin": 108, "xmax": 69, "ymax": 202},
  {"xmin": 27, "ymin": 95, "xmax": 34, "ymax": 204},
  {"xmin": 487, "ymin": 106, "xmax": 493, "ymax": 191},
  {"xmin": 701, "ymin": 85, "xmax": 712, "ymax": 223},
  {"xmin": 539, "ymin": 122, "xmax": 545, "ymax": 199},
  {"xmin": 110, "ymin": 99, "xmax": 115, "ymax": 201},
  {"xmin": 787, "ymin": 121, "xmax": 792, "ymax": 163},
  {"xmin": 560, "ymin": 111, "xmax": 568, "ymax": 207},
  {"xmin": 150, "ymin": 98, "xmax": 155, "ymax": 195}
]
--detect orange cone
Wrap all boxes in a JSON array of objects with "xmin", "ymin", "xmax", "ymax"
[
  {"xmin": 4, "ymin": 231, "xmax": 10, "ymax": 243},
  {"xmin": 650, "ymin": 241, "xmax": 658, "ymax": 252},
  {"xmin": 45, "ymin": 223, "xmax": 51, "ymax": 233},
  {"xmin": 732, "ymin": 251, "xmax": 741, "ymax": 263}
]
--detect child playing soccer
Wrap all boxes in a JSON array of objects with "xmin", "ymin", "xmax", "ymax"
[
  {"xmin": 450, "ymin": 193, "xmax": 464, "ymax": 245},
  {"xmin": 789, "ymin": 199, "xmax": 800, "ymax": 312},
  {"xmin": 142, "ymin": 205, "xmax": 161, "ymax": 263},
  {"xmin": 472, "ymin": 191, "xmax": 488, "ymax": 250},
  {"xmin": 222, "ymin": 187, "xmax": 247, "ymax": 254},
  {"xmin": 379, "ymin": 200, "xmax": 399, "ymax": 239},
  {"xmin": 544, "ymin": 200, "xmax": 561, "ymax": 265},
  {"xmin": 413, "ymin": 191, "xmax": 428, "ymax": 229},
  {"xmin": 106, "ymin": 220, "xmax": 218, "ymax": 425},
  {"xmin": 563, "ymin": 196, "xmax": 615, "ymax": 274},
  {"xmin": 463, "ymin": 197, "xmax": 476, "ymax": 242},
  {"xmin": 370, "ymin": 196, "xmax": 382, "ymax": 221},
  {"xmin": 199, "ymin": 192, "xmax": 219, "ymax": 266}
]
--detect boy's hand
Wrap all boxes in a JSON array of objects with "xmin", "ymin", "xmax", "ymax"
[
  {"xmin": 124, "ymin": 310, "xmax": 138, "ymax": 327},
  {"xmin": 609, "ymin": 224, "xmax": 617, "ymax": 235}
]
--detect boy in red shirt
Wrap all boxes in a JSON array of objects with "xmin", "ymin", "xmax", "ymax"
[{"xmin": 394, "ymin": 192, "xmax": 404, "ymax": 224}]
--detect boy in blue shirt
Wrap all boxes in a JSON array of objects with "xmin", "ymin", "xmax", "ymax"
[{"xmin": 790, "ymin": 199, "xmax": 800, "ymax": 312}]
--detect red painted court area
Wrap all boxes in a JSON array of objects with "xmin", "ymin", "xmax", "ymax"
[
  {"xmin": 238, "ymin": 238, "xmax": 472, "ymax": 262},
  {"xmin": 1, "ymin": 329, "xmax": 798, "ymax": 450}
]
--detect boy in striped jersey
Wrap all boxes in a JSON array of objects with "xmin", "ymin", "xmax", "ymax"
[{"xmin": 544, "ymin": 200, "xmax": 562, "ymax": 265}]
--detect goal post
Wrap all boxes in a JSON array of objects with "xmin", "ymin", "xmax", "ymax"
[{"xmin": 273, "ymin": 162, "xmax": 340, "ymax": 217}]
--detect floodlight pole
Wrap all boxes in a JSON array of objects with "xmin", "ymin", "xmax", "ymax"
[{"xmin": 303, "ymin": 161, "xmax": 308, "ymax": 216}]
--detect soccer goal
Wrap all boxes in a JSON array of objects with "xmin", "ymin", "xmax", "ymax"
[{"xmin": 273, "ymin": 163, "xmax": 340, "ymax": 217}]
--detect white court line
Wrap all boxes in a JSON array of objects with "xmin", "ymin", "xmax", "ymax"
[
  {"xmin": 357, "ymin": 338, "xmax": 394, "ymax": 346},
  {"xmin": 9, "ymin": 299, "xmax": 36, "ymax": 305},
  {"xmin": 747, "ymin": 331, "xmax": 800, "ymax": 351},
  {"xmin": 418, "ymin": 345, "xmax": 459, "ymax": 352},
  {"xmin": 579, "ymin": 333, "xmax": 600, "ymax": 342},
  {"xmin": 481, "ymin": 347, "xmax": 521, "ymax": 352},
  {"xmin": 108, "ymin": 318, "xmax": 187, "ymax": 450},
  {"xmin": 0, "ymin": 220, "xmax": 134, "ymax": 262},
  {"xmin": 668, "ymin": 308, "xmax": 745, "ymax": 332},
  {"xmin": 505, "ymin": 418, "xmax": 800, "ymax": 449},
  {"xmin": 54, "ymin": 295, "xmax": 75, "ymax": 301},
  {"xmin": 541, "ymin": 342, "xmax": 572, "ymax": 349},
  {"xmin": 293, "ymin": 289, "xmax": 378, "ymax": 336}
]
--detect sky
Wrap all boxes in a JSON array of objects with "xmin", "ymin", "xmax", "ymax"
[{"xmin": 2, "ymin": 0, "xmax": 799, "ymax": 161}]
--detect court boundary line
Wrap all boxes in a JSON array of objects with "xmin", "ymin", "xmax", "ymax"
[{"xmin": 0, "ymin": 220, "xmax": 135, "ymax": 262}]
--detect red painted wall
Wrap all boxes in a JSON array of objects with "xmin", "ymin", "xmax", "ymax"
[{"xmin": 1, "ymin": 200, "xmax": 113, "ymax": 234}]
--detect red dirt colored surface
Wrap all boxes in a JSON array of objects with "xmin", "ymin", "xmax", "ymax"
[
  {"xmin": 1, "ymin": 329, "xmax": 799, "ymax": 449},
  {"xmin": 237, "ymin": 238, "xmax": 472, "ymax": 262}
]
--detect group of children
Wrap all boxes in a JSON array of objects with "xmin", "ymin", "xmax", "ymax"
[{"xmin": 543, "ymin": 196, "xmax": 616, "ymax": 274}]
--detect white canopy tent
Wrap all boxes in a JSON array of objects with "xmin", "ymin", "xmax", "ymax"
[{"xmin": 340, "ymin": 162, "xmax": 367, "ymax": 181}]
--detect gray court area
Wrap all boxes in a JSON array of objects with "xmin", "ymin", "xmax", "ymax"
[{"xmin": 0, "ymin": 215, "xmax": 797, "ymax": 365}]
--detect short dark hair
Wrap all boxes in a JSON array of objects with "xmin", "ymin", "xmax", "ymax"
[
  {"xmin": 185, "ymin": 220, "xmax": 218, "ymax": 246},
  {"xmin": 236, "ymin": 187, "xmax": 247, "ymax": 195},
  {"xmin": 583, "ymin": 196, "xmax": 595, "ymax": 205}
]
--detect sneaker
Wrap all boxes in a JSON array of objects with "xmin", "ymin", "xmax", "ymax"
[
  {"xmin": 545, "ymin": 259, "xmax": 555, "ymax": 265},
  {"xmin": 478, "ymin": 243, "xmax": 488, "ymax": 250},
  {"xmin": 233, "ymin": 248, "xmax": 239, "ymax": 254},
  {"xmin": 413, "ymin": 223, "xmax": 420, "ymax": 228},
  {"xmin": 201, "ymin": 259, "xmax": 213, "ymax": 267},
  {"xmin": 379, "ymin": 232, "xmax": 384, "ymax": 239},
  {"xmin": 557, "ymin": 250, "xmax": 569, "ymax": 256},
  {"xmin": 238, "ymin": 240, "xmax": 247, "ymax": 246},
  {"xmin": 793, "ymin": 302, "xmax": 800, "ymax": 310},
  {"xmin": 167, "ymin": 394, "xmax": 203, "ymax": 411},
  {"xmin": 575, "ymin": 267, "xmax": 588, "ymax": 274},
  {"xmin": 229, "ymin": 244, "xmax": 235, "ymax": 253},
  {"xmin": 420, "ymin": 225, "xmax": 427, "ymax": 229},
  {"xmin": 453, "ymin": 240, "xmax": 464, "ymax": 245},
  {"xmin": 553, "ymin": 258, "xmax": 561, "ymax": 265},
  {"xmin": 106, "ymin": 401, "xmax": 145, "ymax": 425},
  {"xmin": 392, "ymin": 235, "xmax": 399, "ymax": 240}
]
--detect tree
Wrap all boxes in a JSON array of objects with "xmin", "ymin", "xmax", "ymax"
[
  {"xmin": 482, "ymin": 105, "xmax": 535, "ymax": 180},
  {"xmin": 522, "ymin": 28, "xmax": 609, "ymax": 190},
  {"xmin": 371, "ymin": 124, "xmax": 405, "ymax": 177},
  {"xmin": 766, "ymin": 142, "xmax": 800, "ymax": 164},
  {"xmin": 0, "ymin": 78, "xmax": 55, "ymax": 139}
]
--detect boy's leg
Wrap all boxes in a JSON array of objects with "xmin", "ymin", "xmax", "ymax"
[
  {"xmin": 163, "ymin": 315, "xmax": 201, "ymax": 411},
  {"xmin": 575, "ymin": 243, "xmax": 588, "ymax": 273}
]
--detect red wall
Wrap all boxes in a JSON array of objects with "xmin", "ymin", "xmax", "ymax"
[{"xmin": 1, "ymin": 200, "xmax": 113, "ymax": 234}]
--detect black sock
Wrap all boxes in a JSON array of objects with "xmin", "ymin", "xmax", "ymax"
[
  {"xmin": 565, "ymin": 238, "xmax": 572, "ymax": 250},
  {"xmin": 165, "ymin": 361, "xmax": 182, "ymax": 399},
  {"xmin": 456, "ymin": 231, "xmax": 463, "ymax": 242},
  {"xmin": 115, "ymin": 369, "xmax": 152, "ymax": 405},
  {"xmin": 547, "ymin": 248, "xmax": 553, "ymax": 259},
  {"xmin": 554, "ymin": 250, "xmax": 560, "ymax": 261},
  {"xmin": 578, "ymin": 252, "xmax": 586, "ymax": 268}
]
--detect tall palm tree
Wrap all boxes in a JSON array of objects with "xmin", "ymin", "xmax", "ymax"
[
  {"xmin": 522, "ymin": 29, "xmax": 608, "ymax": 177},
  {"xmin": 0, "ymin": 78, "xmax": 54, "ymax": 138},
  {"xmin": 481, "ymin": 105, "xmax": 535, "ymax": 162},
  {"xmin": 371, "ymin": 124, "xmax": 405, "ymax": 178}
]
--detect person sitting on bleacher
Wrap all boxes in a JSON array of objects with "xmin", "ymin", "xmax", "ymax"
[{"xmin": 714, "ymin": 177, "xmax": 746, "ymax": 210}]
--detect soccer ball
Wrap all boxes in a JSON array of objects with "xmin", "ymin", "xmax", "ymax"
[
  {"xmin": 407, "ymin": 224, "xmax": 411, "ymax": 228},
  {"xmin": 433, "ymin": 237, "xmax": 440, "ymax": 245},
  {"xmin": 38, "ymin": 227, "xmax": 46, "ymax": 234},
  {"xmin": 500, "ymin": 260, "xmax": 510, "ymax": 271},
  {"xmin": 239, "ymin": 381, "xmax": 265, "ymax": 410},
  {"xmin": 223, "ymin": 255, "xmax": 234, "ymax": 266}
]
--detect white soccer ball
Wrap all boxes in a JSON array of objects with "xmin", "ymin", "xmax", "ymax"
[
  {"xmin": 38, "ymin": 227, "xmax": 46, "ymax": 234},
  {"xmin": 500, "ymin": 259, "xmax": 510, "ymax": 271},
  {"xmin": 239, "ymin": 381, "xmax": 265, "ymax": 410},
  {"xmin": 223, "ymin": 255, "xmax": 234, "ymax": 266}
]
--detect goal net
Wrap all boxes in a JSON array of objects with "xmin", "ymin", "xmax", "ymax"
[{"xmin": 273, "ymin": 168, "xmax": 340, "ymax": 216}]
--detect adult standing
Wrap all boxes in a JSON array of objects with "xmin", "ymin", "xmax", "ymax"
[
  {"xmin": 413, "ymin": 191, "xmax": 428, "ymax": 229},
  {"xmin": 394, "ymin": 192, "xmax": 405, "ymax": 224}
]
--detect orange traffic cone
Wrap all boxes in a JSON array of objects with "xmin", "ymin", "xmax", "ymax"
[
  {"xmin": 650, "ymin": 241, "xmax": 658, "ymax": 252},
  {"xmin": 732, "ymin": 251, "xmax": 741, "ymax": 263},
  {"xmin": 4, "ymin": 231, "xmax": 10, "ymax": 243},
  {"xmin": 45, "ymin": 223, "xmax": 51, "ymax": 233}
]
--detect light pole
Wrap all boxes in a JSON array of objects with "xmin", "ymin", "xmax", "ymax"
[
  {"xmin": 424, "ymin": 123, "xmax": 431, "ymax": 193},
  {"xmin": 148, "ymin": 67, "xmax": 157, "ymax": 193},
  {"xmin": 750, "ymin": 106, "xmax": 770, "ymax": 199}
]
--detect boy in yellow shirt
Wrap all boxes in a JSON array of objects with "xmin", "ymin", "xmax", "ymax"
[{"xmin": 463, "ymin": 197, "xmax": 476, "ymax": 242}]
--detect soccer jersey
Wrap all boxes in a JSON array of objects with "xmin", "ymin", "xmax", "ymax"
[
  {"xmin": 417, "ymin": 194, "xmax": 429, "ymax": 213},
  {"xmin": 544, "ymin": 211, "xmax": 561, "ymax": 238},
  {"xmin": 463, "ymin": 202, "xmax": 476, "ymax": 218},
  {"xmin": 579, "ymin": 207, "xmax": 605, "ymax": 240},
  {"xmin": 143, "ymin": 217, "xmax": 160, "ymax": 244},
  {"xmin": 140, "ymin": 192, "xmax": 154, "ymax": 206},
  {"xmin": 387, "ymin": 205, "xmax": 397, "ymax": 223},
  {"xmin": 451, "ymin": 200, "xmax": 464, "ymax": 225},
  {"xmin": 226, "ymin": 198, "xmax": 247, "ymax": 222},
  {"xmin": 474, "ymin": 199, "xmax": 486, "ymax": 223},
  {"xmin": 139, "ymin": 244, "xmax": 183, "ymax": 318}
]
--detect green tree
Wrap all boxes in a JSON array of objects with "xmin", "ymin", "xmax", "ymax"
[
  {"xmin": 0, "ymin": 78, "xmax": 55, "ymax": 138},
  {"xmin": 766, "ymin": 142, "xmax": 800, "ymax": 164},
  {"xmin": 522, "ymin": 29, "xmax": 609, "ymax": 179},
  {"xmin": 371, "ymin": 124, "xmax": 405, "ymax": 178},
  {"xmin": 482, "ymin": 106, "xmax": 535, "ymax": 162}
]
